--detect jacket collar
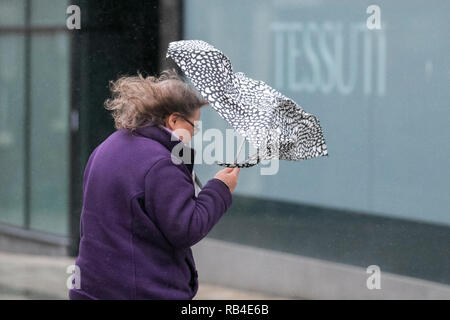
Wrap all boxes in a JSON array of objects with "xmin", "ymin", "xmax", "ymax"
[{"xmin": 131, "ymin": 123, "xmax": 195, "ymax": 174}]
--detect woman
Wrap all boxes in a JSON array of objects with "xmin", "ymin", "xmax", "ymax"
[{"xmin": 69, "ymin": 69, "xmax": 240, "ymax": 300}]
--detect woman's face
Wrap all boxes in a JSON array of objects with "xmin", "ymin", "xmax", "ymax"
[{"xmin": 166, "ymin": 108, "xmax": 201, "ymax": 143}]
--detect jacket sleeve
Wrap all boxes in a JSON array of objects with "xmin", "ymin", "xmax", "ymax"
[{"xmin": 144, "ymin": 157, "xmax": 232, "ymax": 249}]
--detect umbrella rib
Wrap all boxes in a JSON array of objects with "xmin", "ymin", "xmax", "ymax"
[{"xmin": 234, "ymin": 138, "xmax": 246, "ymax": 164}]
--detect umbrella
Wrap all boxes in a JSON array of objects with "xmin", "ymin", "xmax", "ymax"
[{"xmin": 166, "ymin": 40, "xmax": 328, "ymax": 168}]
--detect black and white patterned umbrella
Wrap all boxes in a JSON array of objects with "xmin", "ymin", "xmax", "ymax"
[{"xmin": 166, "ymin": 40, "xmax": 328, "ymax": 168}]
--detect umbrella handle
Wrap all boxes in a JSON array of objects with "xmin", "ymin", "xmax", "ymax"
[{"xmin": 234, "ymin": 138, "xmax": 246, "ymax": 164}]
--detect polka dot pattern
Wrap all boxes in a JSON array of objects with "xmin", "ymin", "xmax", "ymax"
[{"xmin": 167, "ymin": 40, "xmax": 328, "ymax": 168}]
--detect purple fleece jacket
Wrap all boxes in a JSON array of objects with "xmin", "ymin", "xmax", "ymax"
[{"xmin": 68, "ymin": 123, "xmax": 232, "ymax": 300}]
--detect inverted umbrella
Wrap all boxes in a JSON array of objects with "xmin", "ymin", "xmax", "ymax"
[{"xmin": 166, "ymin": 40, "xmax": 328, "ymax": 168}]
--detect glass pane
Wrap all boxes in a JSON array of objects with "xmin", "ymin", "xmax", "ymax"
[
  {"xmin": 30, "ymin": 0, "xmax": 69, "ymax": 27},
  {"xmin": 185, "ymin": 0, "xmax": 450, "ymax": 287},
  {"xmin": 0, "ymin": 35, "xmax": 26, "ymax": 226},
  {"xmin": 29, "ymin": 33, "xmax": 70, "ymax": 235},
  {"xmin": 186, "ymin": 0, "xmax": 450, "ymax": 226},
  {"xmin": 0, "ymin": 0, "xmax": 26, "ymax": 27}
]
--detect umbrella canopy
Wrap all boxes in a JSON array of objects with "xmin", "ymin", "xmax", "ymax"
[{"xmin": 166, "ymin": 40, "xmax": 328, "ymax": 168}]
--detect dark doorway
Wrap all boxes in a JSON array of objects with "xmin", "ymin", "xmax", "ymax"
[{"xmin": 69, "ymin": 0, "xmax": 162, "ymax": 256}]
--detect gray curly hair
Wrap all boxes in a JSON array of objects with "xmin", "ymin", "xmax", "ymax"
[{"xmin": 104, "ymin": 68, "xmax": 208, "ymax": 130}]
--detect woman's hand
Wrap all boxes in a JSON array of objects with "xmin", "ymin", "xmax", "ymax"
[{"xmin": 214, "ymin": 168, "xmax": 240, "ymax": 193}]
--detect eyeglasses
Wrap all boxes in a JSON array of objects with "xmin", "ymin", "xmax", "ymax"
[{"xmin": 179, "ymin": 115, "xmax": 200, "ymax": 135}]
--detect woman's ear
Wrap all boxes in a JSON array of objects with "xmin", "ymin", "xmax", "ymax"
[{"xmin": 165, "ymin": 113, "xmax": 177, "ymax": 130}]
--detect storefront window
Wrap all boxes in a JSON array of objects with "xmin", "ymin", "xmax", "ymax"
[
  {"xmin": 186, "ymin": 0, "xmax": 450, "ymax": 285},
  {"xmin": 0, "ymin": 35, "xmax": 26, "ymax": 227},
  {"xmin": 0, "ymin": 0, "xmax": 70, "ymax": 235},
  {"xmin": 30, "ymin": 0, "xmax": 68, "ymax": 26},
  {"xmin": 29, "ymin": 33, "xmax": 70, "ymax": 234},
  {"xmin": 0, "ymin": 0, "xmax": 26, "ymax": 27}
]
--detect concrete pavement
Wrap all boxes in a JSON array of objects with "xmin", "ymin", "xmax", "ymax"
[{"xmin": 0, "ymin": 251, "xmax": 287, "ymax": 300}]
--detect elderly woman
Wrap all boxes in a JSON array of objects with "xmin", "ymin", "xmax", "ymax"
[{"xmin": 69, "ymin": 69, "xmax": 240, "ymax": 300}]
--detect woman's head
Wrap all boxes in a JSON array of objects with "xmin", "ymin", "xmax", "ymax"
[{"xmin": 104, "ymin": 68, "xmax": 208, "ymax": 141}]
